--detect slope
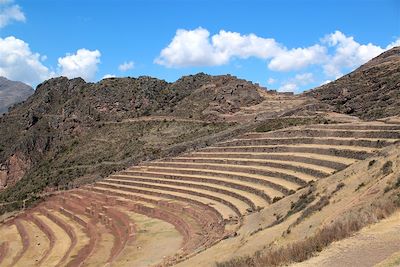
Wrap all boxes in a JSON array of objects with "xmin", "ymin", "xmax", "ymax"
[
  {"xmin": 304, "ymin": 46, "xmax": 400, "ymax": 120},
  {"xmin": 0, "ymin": 77, "xmax": 33, "ymax": 114}
]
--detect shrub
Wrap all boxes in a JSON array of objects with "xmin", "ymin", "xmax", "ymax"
[
  {"xmin": 332, "ymin": 182, "xmax": 345, "ymax": 194},
  {"xmin": 381, "ymin": 161, "xmax": 393, "ymax": 175},
  {"xmin": 272, "ymin": 196, "xmax": 283, "ymax": 203},
  {"xmin": 368, "ymin": 159, "xmax": 376, "ymax": 168},
  {"xmin": 355, "ymin": 182, "xmax": 365, "ymax": 191}
]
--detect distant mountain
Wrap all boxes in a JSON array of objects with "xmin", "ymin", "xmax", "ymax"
[
  {"xmin": 0, "ymin": 77, "xmax": 34, "ymax": 114},
  {"xmin": 305, "ymin": 46, "xmax": 400, "ymax": 120}
]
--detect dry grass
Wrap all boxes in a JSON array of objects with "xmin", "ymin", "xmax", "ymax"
[{"xmin": 216, "ymin": 193, "xmax": 400, "ymax": 267}]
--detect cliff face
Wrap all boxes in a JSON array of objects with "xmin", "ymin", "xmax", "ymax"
[
  {"xmin": 304, "ymin": 46, "xmax": 400, "ymax": 120},
  {"xmin": 0, "ymin": 77, "xmax": 33, "ymax": 114}
]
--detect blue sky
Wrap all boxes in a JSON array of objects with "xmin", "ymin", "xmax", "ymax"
[{"xmin": 0, "ymin": 0, "xmax": 399, "ymax": 92}]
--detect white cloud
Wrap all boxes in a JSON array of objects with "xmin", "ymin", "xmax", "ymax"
[
  {"xmin": 102, "ymin": 74, "xmax": 116, "ymax": 79},
  {"xmin": 156, "ymin": 28, "xmax": 399, "ymax": 85},
  {"xmin": 155, "ymin": 27, "xmax": 284, "ymax": 67},
  {"xmin": 321, "ymin": 31, "xmax": 385, "ymax": 77},
  {"xmin": 294, "ymin": 73, "xmax": 314, "ymax": 85},
  {"xmin": 268, "ymin": 45, "xmax": 327, "ymax": 71},
  {"xmin": 0, "ymin": 36, "xmax": 53, "ymax": 85},
  {"xmin": 278, "ymin": 83, "xmax": 297, "ymax": 93},
  {"xmin": 0, "ymin": 35, "xmax": 102, "ymax": 85},
  {"xmin": 58, "ymin": 49, "xmax": 101, "ymax": 81},
  {"xmin": 321, "ymin": 80, "xmax": 332, "ymax": 86},
  {"xmin": 155, "ymin": 28, "xmax": 226, "ymax": 67},
  {"xmin": 118, "ymin": 61, "xmax": 134, "ymax": 71},
  {"xmin": 211, "ymin": 30, "xmax": 284, "ymax": 60},
  {"xmin": 278, "ymin": 73, "xmax": 314, "ymax": 93},
  {"xmin": 387, "ymin": 38, "xmax": 400, "ymax": 49},
  {"xmin": 0, "ymin": 1, "xmax": 25, "ymax": 28},
  {"xmin": 267, "ymin": 78, "xmax": 276, "ymax": 85}
]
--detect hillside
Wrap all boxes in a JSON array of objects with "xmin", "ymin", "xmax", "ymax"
[
  {"xmin": 0, "ymin": 48, "xmax": 400, "ymax": 267},
  {"xmin": 0, "ymin": 77, "xmax": 33, "ymax": 114},
  {"xmin": 0, "ymin": 73, "xmax": 309, "ymax": 214},
  {"xmin": 304, "ymin": 46, "xmax": 400, "ymax": 120}
]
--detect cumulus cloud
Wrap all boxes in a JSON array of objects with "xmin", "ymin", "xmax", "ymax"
[
  {"xmin": 0, "ymin": 36, "xmax": 52, "ymax": 85},
  {"xmin": 118, "ymin": 61, "xmax": 134, "ymax": 71},
  {"xmin": 155, "ymin": 27, "xmax": 284, "ymax": 67},
  {"xmin": 156, "ymin": 28, "xmax": 400, "ymax": 84},
  {"xmin": 211, "ymin": 30, "xmax": 284, "ymax": 60},
  {"xmin": 58, "ymin": 49, "xmax": 101, "ymax": 81},
  {"xmin": 268, "ymin": 45, "xmax": 327, "ymax": 71},
  {"xmin": 0, "ymin": 0, "xmax": 25, "ymax": 28},
  {"xmin": 321, "ymin": 31, "xmax": 385, "ymax": 77},
  {"xmin": 0, "ymin": 33, "xmax": 102, "ymax": 85},
  {"xmin": 155, "ymin": 28, "xmax": 226, "ymax": 67}
]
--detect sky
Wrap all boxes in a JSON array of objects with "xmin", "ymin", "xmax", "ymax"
[{"xmin": 0, "ymin": 0, "xmax": 399, "ymax": 92}]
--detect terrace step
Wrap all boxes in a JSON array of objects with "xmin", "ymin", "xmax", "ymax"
[
  {"xmin": 17, "ymin": 219, "xmax": 50, "ymax": 265},
  {"xmin": 140, "ymin": 161, "xmax": 313, "ymax": 186},
  {"xmin": 35, "ymin": 212, "xmax": 72, "ymax": 266},
  {"xmin": 114, "ymin": 171, "xmax": 277, "ymax": 202},
  {"xmin": 27, "ymin": 214, "xmax": 56, "ymax": 265},
  {"xmin": 55, "ymin": 197, "xmax": 101, "ymax": 266},
  {"xmin": 243, "ymin": 128, "xmax": 400, "ymax": 139},
  {"xmin": 185, "ymin": 152, "xmax": 351, "ymax": 170},
  {"xmin": 84, "ymin": 186, "xmax": 225, "ymax": 226},
  {"xmin": 129, "ymin": 166, "xmax": 299, "ymax": 195},
  {"xmin": 166, "ymin": 157, "xmax": 331, "ymax": 178},
  {"xmin": 217, "ymin": 137, "xmax": 397, "ymax": 148},
  {"xmin": 306, "ymin": 123, "xmax": 400, "ymax": 131},
  {"xmin": 83, "ymin": 228, "xmax": 114, "ymax": 266},
  {"xmin": 106, "ymin": 175, "xmax": 267, "ymax": 208},
  {"xmin": 79, "ymin": 187, "xmax": 225, "ymax": 233},
  {"xmin": 0, "ymin": 242, "xmax": 7, "ymax": 265},
  {"xmin": 0, "ymin": 224, "xmax": 23, "ymax": 266},
  {"xmin": 78, "ymin": 187, "xmax": 226, "ymax": 258},
  {"xmin": 93, "ymin": 183, "xmax": 238, "ymax": 220},
  {"xmin": 98, "ymin": 180, "xmax": 248, "ymax": 215},
  {"xmin": 200, "ymin": 144, "xmax": 374, "ymax": 160},
  {"xmin": 46, "ymin": 209, "xmax": 90, "ymax": 266}
]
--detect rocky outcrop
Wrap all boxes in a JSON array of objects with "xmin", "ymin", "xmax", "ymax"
[{"xmin": 0, "ymin": 152, "xmax": 31, "ymax": 189}]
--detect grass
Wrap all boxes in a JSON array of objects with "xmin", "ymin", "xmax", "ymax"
[{"xmin": 216, "ymin": 194, "xmax": 400, "ymax": 267}]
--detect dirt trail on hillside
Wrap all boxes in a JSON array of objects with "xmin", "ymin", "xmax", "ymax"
[{"xmin": 291, "ymin": 212, "xmax": 400, "ymax": 267}]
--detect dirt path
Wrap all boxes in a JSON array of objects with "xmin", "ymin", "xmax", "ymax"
[{"xmin": 291, "ymin": 212, "xmax": 400, "ymax": 267}]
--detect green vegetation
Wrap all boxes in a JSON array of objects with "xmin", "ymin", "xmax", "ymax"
[{"xmin": 0, "ymin": 120, "xmax": 232, "ymax": 214}]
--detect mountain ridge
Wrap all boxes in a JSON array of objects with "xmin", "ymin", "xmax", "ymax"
[
  {"xmin": 0, "ymin": 76, "xmax": 34, "ymax": 114},
  {"xmin": 304, "ymin": 46, "xmax": 400, "ymax": 120}
]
